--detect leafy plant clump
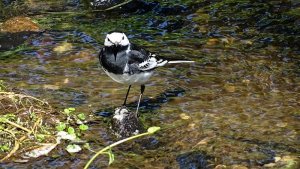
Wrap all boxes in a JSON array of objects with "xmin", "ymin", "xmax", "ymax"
[
  {"xmin": 55, "ymin": 107, "xmax": 90, "ymax": 153},
  {"xmin": 0, "ymin": 80, "xmax": 58, "ymax": 161},
  {"xmin": 0, "ymin": 80, "xmax": 90, "ymax": 160},
  {"xmin": 56, "ymin": 107, "xmax": 89, "ymax": 134}
]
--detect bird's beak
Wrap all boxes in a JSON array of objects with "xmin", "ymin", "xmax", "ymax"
[{"xmin": 113, "ymin": 44, "xmax": 120, "ymax": 61}]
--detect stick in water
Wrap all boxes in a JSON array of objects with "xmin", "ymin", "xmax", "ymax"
[{"xmin": 168, "ymin": 61, "xmax": 195, "ymax": 64}]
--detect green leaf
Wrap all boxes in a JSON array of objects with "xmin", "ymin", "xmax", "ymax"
[
  {"xmin": 64, "ymin": 108, "xmax": 75, "ymax": 115},
  {"xmin": 36, "ymin": 134, "xmax": 45, "ymax": 142},
  {"xmin": 66, "ymin": 144, "xmax": 82, "ymax": 153},
  {"xmin": 0, "ymin": 144, "xmax": 10, "ymax": 152},
  {"xmin": 83, "ymin": 143, "xmax": 91, "ymax": 150},
  {"xmin": 79, "ymin": 124, "xmax": 89, "ymax": 131},
  {"xmin": 30, "ymin": 112, "xmax": 36, "ymax": 119},
  {"xmin": 0, "ymin": 117, "xmax": 7, "ymax": 123},
  {"xmin": 108, "ymin": 149, "xmax": 115, "ymax": 165},
  {"xmin": 3, "ymin": 114, "xmax": 16, "ymax": 120},
  {"xmin": 64, "ymin": 108, "xmax": 70, "ymax": 115},
  {"xmin": 77, "ymin": 113, "xmax": 86, "ymax": 120},
  {"xmin": 68, "ymin": 107, "xmax": 76, "ymax": 111},
  {"xmin": 67, "ymin": 127, "xmax": 75, "ymax": 134},
  {"xmin": 56, "ymin": 122, "xmax": 66, "ymax": 131},
  {"xmin": 147, "ymin": 126, "xmax": 161, "ymax": 134}
]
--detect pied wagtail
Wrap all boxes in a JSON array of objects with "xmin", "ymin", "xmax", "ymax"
[{"xmin": 99, "ymin": 32, "xmax": 194, "ymax": 117}]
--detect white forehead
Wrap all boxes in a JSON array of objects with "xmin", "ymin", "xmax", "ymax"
[
  {"xmin": 106, "ymin": 32, "xmax": 125, "ymax": 41},
  {"xmin": 104, "ymin": 32, "xmax": 129, "ymax": 46}
]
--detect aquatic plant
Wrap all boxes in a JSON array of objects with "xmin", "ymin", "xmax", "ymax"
[
  {"xmin": 0, "ymin": 81, "xmax": 90, "ymax": 160},
  {"xmin": 0, "ymin": 81, "xmax": 57, "ymax": 161},
  {"xmin": 84, "ymin": 126, "xmax": 160, "ymax": 169}
]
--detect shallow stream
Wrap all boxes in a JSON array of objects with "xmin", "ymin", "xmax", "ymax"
[{"xmin": 0, "ymin": 0, "xmax": 299, "ymax": 168}]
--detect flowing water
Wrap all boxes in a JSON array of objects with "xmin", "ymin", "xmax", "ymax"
[{"xmin": 0, "ymin": 0, "xmax": 299, "ymax": 168}]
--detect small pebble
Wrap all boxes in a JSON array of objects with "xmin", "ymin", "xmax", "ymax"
[
  {"xmin": 274, "ymin": 156, "xmax": 281, "ymax": 162},
  {"xmin": 214, "ymin": 164, "xmax": 227, "ymax": 169},
  {"xmin": 263, "ymin": 163, "xmax": 276, "ymax": 167},
  {"xmin": 180, "ymin": 113, "xmax": 190, "ymax": 120}
]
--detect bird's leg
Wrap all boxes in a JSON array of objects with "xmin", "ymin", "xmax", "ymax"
[
  {"xmin": 135, "ymin": 85, "xmax": 145, "ymax": 117},
  {"xmin": 123, "ymin": 85, "xmax": 131, "ymax": 106}
]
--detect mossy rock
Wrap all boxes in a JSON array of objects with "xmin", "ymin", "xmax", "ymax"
[{"xmin": 0, "ymin": 16, "xmax": 41, "ymax": 33}]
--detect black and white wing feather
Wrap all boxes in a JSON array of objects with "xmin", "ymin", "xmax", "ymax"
[
  {"xmin": 127, "ymin": 43, "xmax": 194, "ymax": 72},
  {"xmin": 138, "ymin": 54, "xmax": 168, "ymax": 71}
]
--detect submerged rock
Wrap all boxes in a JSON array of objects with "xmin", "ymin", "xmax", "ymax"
[
  {"xmin": 0, "ymin": 16, "xmax": 42, "ymax": 51},
  {"xmin": 0, "ymin": 16, "xmax": 42, "ymax": 33},
  {"xmin": 176, "ymin": 151, "xmax": 211, "ymax": 169},
  {"xmin": 0, "ymin": 31, "xmax": 38, "ymax": 51},
  {"xmin": 111, "ymin": 107, "xmax": 144, "ymax": 137}
]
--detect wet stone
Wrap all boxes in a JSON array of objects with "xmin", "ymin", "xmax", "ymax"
[
  {"xmin": 121, "ymin": 0, "xmax": 159, "ymax": 14},
  {"xmin": 157, "ymin": 19, "xmax": 185, "ymax": 32},
  {"xmin": 111, "ymin": 107, "xmax": 144, "ymax": 138},
  {"xmin": 155, "ymin": 5, "xmax": 188, "ymax": 16},
  {"xmin": 176, "ymin": 151, "xmax": 211, "ymax": 169},
  {"xmin": 139, "ymin": 137, "xmax": 160, "ymax": 150}
]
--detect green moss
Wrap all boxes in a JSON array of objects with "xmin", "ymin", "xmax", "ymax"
[
  {"xmin": 286, "ymin": 7, "xmax": 300, "ymax": 17},
  {"xmin": 193, "ymin": 9, "xmax": 210, "ymax": 23},
  {"xmin": 210, "ymin": 0, "xmax": 250, "ymax": 9},
  {"xmin": 0, "ymin": 44, "xmax": 35, "ymax": 60}
]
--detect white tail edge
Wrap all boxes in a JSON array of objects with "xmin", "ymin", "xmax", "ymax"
[{"xmin": 168, "ymin": 60, "xmax": 195, "ymax": 64}]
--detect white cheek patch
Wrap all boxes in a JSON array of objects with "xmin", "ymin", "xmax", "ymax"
[
  {"xmin": 104, "ymin": 38, "xmax": 114, "ymax": 46},
  {"xmin": 120, "ymin": 34, "xmax": 129, "ymax": 46}
]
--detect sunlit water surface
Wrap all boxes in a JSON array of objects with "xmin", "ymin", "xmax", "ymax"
[{"xmin": 0, "ymin": 1, "xmax": 299, "ymax": 168}]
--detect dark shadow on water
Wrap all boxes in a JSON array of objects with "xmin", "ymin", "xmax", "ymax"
[
  {"xmin": 0, "ymin": 31, "xmax": 41, "ymax": 51},
  {"xmin": 94, "ymin": 87, "xmax": 186, "ymax": 117},
  {"xmin": 223, "ymin": 134, "xmax": 300, "ymax": 153}
]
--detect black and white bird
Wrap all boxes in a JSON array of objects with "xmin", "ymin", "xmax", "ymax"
[{"xmin": 99, "ymin": 32, "xmax": 194, "ymax": 116}]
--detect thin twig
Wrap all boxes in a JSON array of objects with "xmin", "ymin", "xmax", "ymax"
[
  {"xmin": 37, "ymin": 0, "xmax": 134, "ymax": 15},
  {"xmin": 93, "ymin": 0, "xmax": 133, "ymax": 12},
  {"xmin": 0, "ymin": 92, "xmax": 47, "ymax": 105},
  {"xmin": 31, "ymin": 117, "xmax": 42, "ymax": 134},
  {"xmin": 5, "ymin": 120, "xmax": 31, "ymax": 133}
]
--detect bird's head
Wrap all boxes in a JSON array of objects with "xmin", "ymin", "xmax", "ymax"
[
  {"xmin": 104, "ymin": 32, "xmax": 129, "ymax": 60},
  {"xmin": 104, "ymin": 32, "xmax": 129, "ymax": 47}
]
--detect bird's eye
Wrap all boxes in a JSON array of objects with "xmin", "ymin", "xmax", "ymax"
[
  {"xmin": 107, "ymin": 38, "xmax": 112, "ymax": 42},
  {"xmin": 122, "ymin": 36, "xmax": 124, "ymax": 40}
]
